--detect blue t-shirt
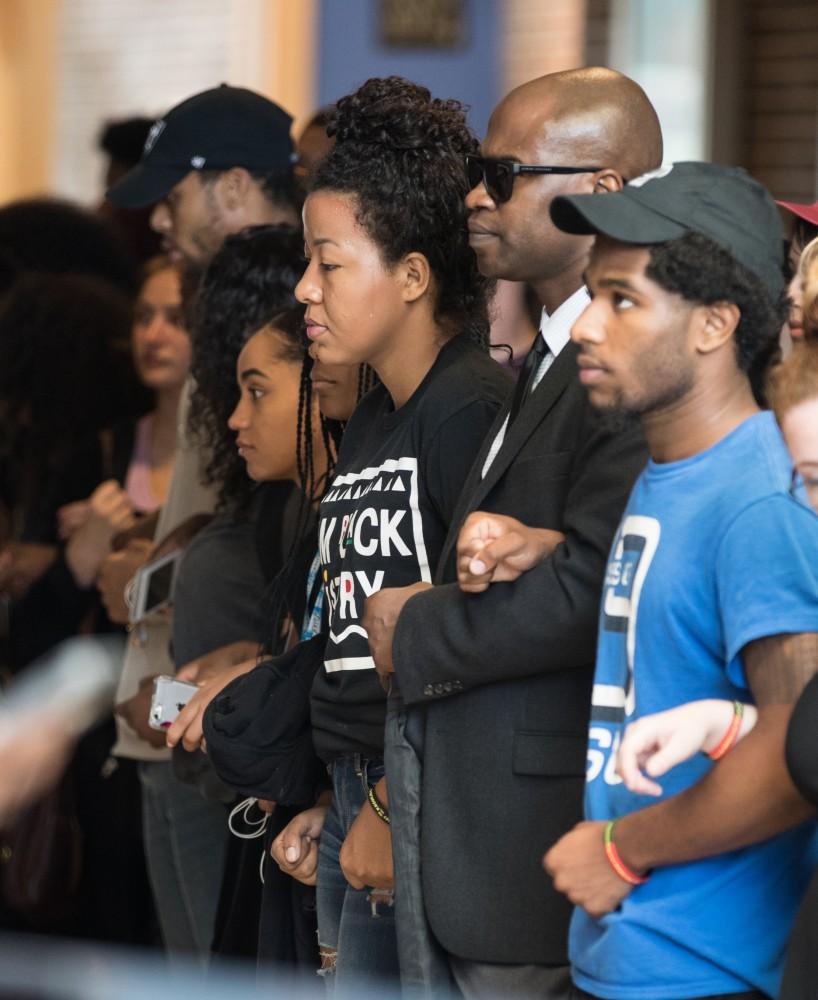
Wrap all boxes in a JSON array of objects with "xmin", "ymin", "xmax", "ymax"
[{"xmin": 572, "ymin": 412, "xmax": 818, "ymax": 1000}]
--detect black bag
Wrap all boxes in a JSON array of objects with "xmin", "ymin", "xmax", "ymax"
[{"xmin": 203, "ymin": 635, "xmax": 326, "ymax": 805}]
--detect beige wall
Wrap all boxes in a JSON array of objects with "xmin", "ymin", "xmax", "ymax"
[
  {"xmin": 2, "ymin": 0, "xmax": 317, "ymax": 206},
  {"xmin": 260, "ymin": 0, "xmax": 317, "ymax": 135},
  {"xmin": 0, "ymin": 0, "xmax": 60, "ymax": 203},
  {"xmin": 502, "ymin": 0, "xmax": 586, "ymax": 95}
]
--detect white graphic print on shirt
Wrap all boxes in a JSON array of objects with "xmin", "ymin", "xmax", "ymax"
[
  {"xmin": 319, "ymin": 456, "xmax": 432, "ymax": 673},
  {"xmin": 586, "ymin": 514, "xmax": 661, "ymax": 787}
]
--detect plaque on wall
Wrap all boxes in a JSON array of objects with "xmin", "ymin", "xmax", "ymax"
[{"xmin": 380, "ymin": 0, "xmax": 464, "ymax": 48}]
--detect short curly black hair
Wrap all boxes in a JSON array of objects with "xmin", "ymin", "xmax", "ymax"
[
  {"xmin": 311, "ymin": 76, "xmax": 492, "ymax": 347},
  {"xmin": 646, "ymin": 231, "xmax": 787, "ymax": 405},
  {"xmin": 187, "ymin": 225, "xmax": 305, "ymax": 511}
]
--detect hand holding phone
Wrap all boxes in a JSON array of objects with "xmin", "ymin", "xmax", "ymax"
[{"xmin": 148, "ymin": 675, "xmax": 199, "ymax": 731}]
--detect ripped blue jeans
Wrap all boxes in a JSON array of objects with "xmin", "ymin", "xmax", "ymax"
[{"xmin": 316, "ymin": 755, "xmax": 400, "ymax": 988}]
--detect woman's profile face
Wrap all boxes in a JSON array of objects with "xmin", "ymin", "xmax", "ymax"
[
  {"xmin": 132, "ymin": 267, "xmax": 191, "ymax": 391},
  {"xmin": 296, "ymin": 191, "xmax": 408, "ymax": 368},
  {"xmin": 228, "ymin": 327, "xmax": 303, "ymax": 483}
]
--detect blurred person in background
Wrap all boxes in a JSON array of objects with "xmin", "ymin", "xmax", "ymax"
[
  {"xmin": 108, "ymin": 85, "xmax": 300, "ymax": 269},
  {"xmin": 489, "ymin": 279, "xmax": 540, "ymax": 379},
  {"xmin": 778, "ymin": 198, "xmax": 818, "ymax": 278},
  {"xmin": 0, "ymin": 273, "xmax": 142, "ymax": 657},
  {"xmin": 97, "ymin": 116, "xmax": 163, "ymax": 265},
  {"xmin": 785, "ymin": 235, "xmax": 818, "ymax": 342},
  {"xmin": 777, "ymin": 200, "xmax": 818, "ymax": 346},
  {"xmin": 0, "ymin": 198, "xmax": 138, "ymax": 297},
  {"xmin": 0, "ymin": 270, "xmax": 156, "ymax": 945},
  {"xmin": 63, "ymin": 257, "xmax": 189, "ymax": 591},
  {"xmin": 295, "ymin": 106, "xmax": 335, "ymax": 189}
]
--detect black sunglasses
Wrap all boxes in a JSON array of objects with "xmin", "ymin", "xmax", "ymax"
[{"xmin": 465, "ymin": 154, "xmax": 603, "ymax": 204}]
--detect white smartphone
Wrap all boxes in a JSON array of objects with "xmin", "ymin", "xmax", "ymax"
[
  {"xmin": 148, "ymin": 675, "xmax": 199, "ymax": 730},
  {"xmin": 128, "ymin": 549, "xmax": 182, "ymax": 624}
]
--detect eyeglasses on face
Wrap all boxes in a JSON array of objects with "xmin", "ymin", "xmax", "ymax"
[
  {"xmin": 465, "ymin": 154, "xmax": 604, "ymax": 205},
  {"xmin": 789, "ymin": 462, "xmax": 818, "ymax": 513}
]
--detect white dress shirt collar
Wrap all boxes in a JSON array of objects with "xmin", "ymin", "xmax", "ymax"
[{"xmin": 537, "ymin": 285, "xmax": 591, "ymax": 358}]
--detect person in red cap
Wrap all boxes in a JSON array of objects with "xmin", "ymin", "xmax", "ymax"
[{"xmin": 777, "ymin": 199, "xmax": 818, "ymax": 341}]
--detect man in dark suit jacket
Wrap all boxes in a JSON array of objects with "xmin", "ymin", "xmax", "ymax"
[{"xmin": 363, "ymin": 68, "xmax": 663, "ymax": 998}]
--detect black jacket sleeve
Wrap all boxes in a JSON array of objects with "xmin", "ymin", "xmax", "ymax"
[
  {"xmin": 786, "ymin": 671, "xmax": 818, "ymax": 806},
  {"xmin": 393, "ymin": 418, "xmax": 647, "ymax": 704}
]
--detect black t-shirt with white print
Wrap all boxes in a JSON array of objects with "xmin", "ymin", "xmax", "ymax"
[{"xmin": 310, "ymin": 335, "xmax": 510, "ymax": 762}]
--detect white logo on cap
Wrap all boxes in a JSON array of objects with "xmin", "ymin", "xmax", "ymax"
[
  {"xmin": 627, "ymin": 164, "xmax": 674, "ymax": 188},
  {"xmin": 143, "ymin": 120, "xmax": 165, "ymax": 155},
  {"xmin": 191, "ymin": 156, "xmax": 206, "ymax": 169}
]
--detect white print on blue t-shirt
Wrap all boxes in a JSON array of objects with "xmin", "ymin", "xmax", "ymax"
[
  {"xmin": 587, "ymin": 514, "xmax": 661, "ymax": 787},
  {"xmin": 319, "ymin": 456, "xmax": 431, "ymax": 674},
  {"xmin": 572, "ymin": 412, "xmax": 818, "ymax": 1000}
]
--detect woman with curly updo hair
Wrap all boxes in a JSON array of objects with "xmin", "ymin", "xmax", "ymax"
[{"xmin": 268, "ymin": 77, "xmax": 510, "ymax": 985}]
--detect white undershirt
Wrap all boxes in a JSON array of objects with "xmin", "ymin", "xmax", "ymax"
[{"xmin": 481, "ymin": 286, "xmax": 590, "ymax": 479}]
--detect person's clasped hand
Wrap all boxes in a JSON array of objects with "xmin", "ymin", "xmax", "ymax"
[
  {"xmin": 270, "ymin": 802, "xmax": 330, "ymax": 886},
  {"xmin": 339, "ymin": 777, "xmax": 394, "ymax": 890},
  {"xmin": 543, "ymin": 820, "xmax": 635, "ymax": 919},
  {"xmin": 363, "ymin": 581, "xmax": 432, "ymax": 681},
  {"xmin": 66, "ymin": 481, "xmax": 137, "ymax": 587},
  {"xmin": 456, "ymin": 511, "xmax": 564, "ymax": 592}
]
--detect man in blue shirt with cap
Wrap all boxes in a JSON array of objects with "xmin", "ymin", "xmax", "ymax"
[{"xmin": 536, "ymin": 162, "xmax": 818, "ymax": 999}]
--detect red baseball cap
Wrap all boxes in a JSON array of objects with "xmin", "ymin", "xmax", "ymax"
[{"xmin": 777, "ymin": 200, "xmax": 818, "ymax": 227}]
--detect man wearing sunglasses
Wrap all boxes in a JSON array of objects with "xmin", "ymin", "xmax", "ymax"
[{"xmin": 363, "ymin": 67, "xmax": 662, "ymax": 998}]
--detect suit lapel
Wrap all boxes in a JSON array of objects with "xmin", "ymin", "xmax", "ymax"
[
  {"xmin": 471, "ymin": 341, "xmax": 578, "ymax": 504},
  {"xmin": 436, "ymin": 343, "xmax": 579, "ymax": 579}
]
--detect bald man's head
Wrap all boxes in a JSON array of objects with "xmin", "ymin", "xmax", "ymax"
[
  {"xmin": 496, "ymin": 68, "xmax": 662, "ymax": 181},
  {"xmin": 466, "ymin": 68, "xmax": 663, "ymax": 292}
]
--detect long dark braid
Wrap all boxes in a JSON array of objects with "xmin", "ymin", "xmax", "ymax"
[{"xmin": 266, "ymin": 358, "xmax": 379, "ymax": 652}]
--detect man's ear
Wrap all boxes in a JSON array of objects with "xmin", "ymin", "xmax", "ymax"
[
  {"xmin": 694, "ymin": 301, "xmax": 741, "ymax": 355},
  {"xmin": 399, "ymin": 251, "xmax": 432, "ymax": 304},
  {"xmin": 215, "ymin": 167, "xmax": 254, "ymax": 212},
  {"xmin": 593, "ymin": 169, "xmax": 625, "ymax": 194}
]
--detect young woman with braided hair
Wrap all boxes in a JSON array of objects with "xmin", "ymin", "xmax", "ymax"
[{"xmin": 167, "ymin": 295, "xmax": 375, "ymax": 964}]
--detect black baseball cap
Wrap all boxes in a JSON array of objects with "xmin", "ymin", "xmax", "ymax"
[
  {"xmin": 107, "ymin": 84, "xmax": 295, "ymax": 209},
  {"xmin": 550, "ymin": 162, "xmax": 785, "ymax": 299}
]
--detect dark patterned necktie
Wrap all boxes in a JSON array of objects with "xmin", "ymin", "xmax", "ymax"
[{"xmin": 507, "ymin": 333, "xmax": 548, "ymax": 427}]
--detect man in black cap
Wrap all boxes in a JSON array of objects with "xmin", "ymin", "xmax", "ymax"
[
  {"xmin": 104, "ymin": 84, "xmax": 300, "ymax": 962},
  {"xmin": 516, "ymin": 162, "xmax": 818, "ymax": 999},
  {"xmin": 108, "ymin": 84, "xmax": 300, "ymax": 264}
]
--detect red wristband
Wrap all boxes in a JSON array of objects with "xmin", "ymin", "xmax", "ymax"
[
  {"xmin": 707, "ymin": 701, "xmax": 744, "ymax": 761},
  {"xmin": 603, "ymin": 820, "xmax": 649, "ymax": 885}
]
